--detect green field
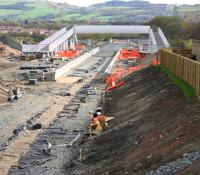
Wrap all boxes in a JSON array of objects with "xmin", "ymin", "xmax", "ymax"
[
  {"xmin": 179, "ymin": 5, "xmax": 200, "ymax": 12},
  {"xmin": 0, "ymin": 0, "xmax": 63, "ymax": 19},
  {"xmin": 0, "ymin": 9, "xmax": 22, "ymax": 16},
  {"xmin": 18, "ymin": 1, "xmax": 61, "ymax": 19},
  {"xmin": 62, "ymin": 14, "xmax": 81, "ymax": 21},
  {"xmin": 0, "ymin": 0, "xmax": 199, "ymax": 21}
]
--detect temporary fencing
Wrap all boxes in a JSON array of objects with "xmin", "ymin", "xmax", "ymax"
[
  {"xmin": 106, "ymin": 68, "xmax": 126, "ymax": 87},
  {"xmin": 152, "ymin": 58, "xmax": 160, "ymax": 65},
  {"xmin": 106, "ymin": 49, "xmax": 149, "ymax": 92},
  {"xmin": 56, "ymin": 50, "xmax": 80, "ymax": 58},
  {"xmin": 118, "ymin": 49, "xmax": 142, "ymax": 60}
]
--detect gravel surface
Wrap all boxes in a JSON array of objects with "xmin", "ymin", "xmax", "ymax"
[
  {"xmin": 146, "ymin": 150, "xmax": 200, "ymax": 175},
  {"xmin": 8, "ymin": 43, "xmax": 120, "ymax": 174}
]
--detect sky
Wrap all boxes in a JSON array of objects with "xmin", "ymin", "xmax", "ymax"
[{"xmin": 50, "ymin": 0, "xmax": 200, "ymax": 6}]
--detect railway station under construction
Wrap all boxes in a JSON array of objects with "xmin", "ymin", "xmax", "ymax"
[
  {"xmin": 2, "ymin": 23, "xmax": 200, "ymax": 175},
  {"xmin": 22, "ymin": 25, "xmax": 169, "ymax": 56}
]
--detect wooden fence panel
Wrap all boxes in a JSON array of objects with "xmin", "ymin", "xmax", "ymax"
[{"xmin": 161, "ymin": 49, "xmax": 200, "ymax": 96}]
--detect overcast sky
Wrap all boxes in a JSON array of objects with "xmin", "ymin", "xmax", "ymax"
[{"xmin": 50, "ymin": 0, "xmax": 200, "ymax": 6}]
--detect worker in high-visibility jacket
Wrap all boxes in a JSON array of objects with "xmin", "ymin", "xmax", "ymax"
[{"xmin": 90, "ymin": 111, "xmax": 108, "ymax": 133}]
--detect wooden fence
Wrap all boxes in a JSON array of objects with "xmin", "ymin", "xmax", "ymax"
[{"xmin": 160, "ymin": 49, "xmax": 200, "ymax": 96}]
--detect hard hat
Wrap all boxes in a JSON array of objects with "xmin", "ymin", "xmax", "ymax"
[
  {"xmin": 96, "ymin": 112, "xmax": 102, "ymax": 116},
  {"xmin": 96, "ymin": 108, "xmax": 102, "ymax": 113}
]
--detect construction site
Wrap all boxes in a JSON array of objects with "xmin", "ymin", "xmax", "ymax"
[{"xmin": 0, "ymin": 24, "xmax": 200, "ymax": 175}]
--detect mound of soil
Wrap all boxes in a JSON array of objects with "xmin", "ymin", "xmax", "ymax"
[
  {"xmin": 68, "ymin": 66, "xmax": 200, "ymax": 175},
  {"xmin": 0, "ymin": 42, "xmax": 21, "ymax": 58}
]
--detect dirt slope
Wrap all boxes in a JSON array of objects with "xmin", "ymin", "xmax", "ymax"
[
  {"xmin": 68, "ymin": 66, "xmax": 200, "ymax": 175},
  {"xmin": 0, "ymin": 42, "xmax": 21, "ymax": 58}
]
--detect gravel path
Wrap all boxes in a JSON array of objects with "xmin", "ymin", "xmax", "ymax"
[{"xmin": 146, "ymin": 150, "xmax": 200, "ymax": 175}]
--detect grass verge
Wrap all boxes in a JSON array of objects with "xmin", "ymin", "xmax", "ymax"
[{"xmin": 157, "ymin": 65, "xmax": 197, "ymax": 99}]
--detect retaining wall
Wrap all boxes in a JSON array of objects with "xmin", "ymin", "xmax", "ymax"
[
  {"xmin": 53, "ymin": 47, "xmax": 100, "ymax": 80},
  {"xmin": 105, "ymin": 50, "xmax": 121, "ymax": 74}
]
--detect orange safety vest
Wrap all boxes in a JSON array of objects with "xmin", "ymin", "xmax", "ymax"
[{"xmin": 92, "ymin": 115, "xmax": 106, "ymax": 124}]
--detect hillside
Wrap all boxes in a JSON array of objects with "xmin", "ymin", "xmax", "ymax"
[
  {"xmin": 68, "ymin": 66, "xmax": 200, "ymax": 175},
  {"xmin": 0, "ymin": 0, "xmax": 199, "ymax": 23}
]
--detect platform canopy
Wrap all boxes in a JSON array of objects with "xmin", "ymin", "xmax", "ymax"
[
  {"xmin": 74, "ymin": 25, "xmax": 151, "ymax": 34},
  {"xmin": 22, "ymin": 25, "xmax": 169, "ymax": 54}
]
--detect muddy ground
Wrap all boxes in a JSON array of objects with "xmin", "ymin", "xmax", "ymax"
[
  {"xmin": 2, "ymin": 42, "xmax": 199, "ymax": 175},
  {"xmin": 67, "ymin": 66, "xmax": 200, "ymax": 175},
  {"xmin": 9, "ymin": 44, "xmax": 120, "ymax": 175},
  {"xmin": 0, "ymin": 43, "xmax": 132, "ymax": 174}
]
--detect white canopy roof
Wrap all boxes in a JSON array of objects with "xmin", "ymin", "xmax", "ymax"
[{"xmin": 74, "ymin": 25, "xmax": 150, "ymax": 34}]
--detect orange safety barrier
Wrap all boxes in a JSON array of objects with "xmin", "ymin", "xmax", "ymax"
[
  {"xmin": 152, "ymin": 59, "xmax": 160, "ymax": 65},
  {"xmin": 106, "ymin": 68, "xmax": 126, "ymax": 87},
  {"xmin": 106, "ymin": 48, "xmax": 150, "ymax": 92},
  {"xmin": 56, "ymin": 50, "xmax": 80, "ymax": 59},
  {"xmin": 118, "ymin": 49, "xmax": 142, "ymax": 60},
  {"xmin": 106, "ymin": 81, "xmax": 125, "ymax": 92}
]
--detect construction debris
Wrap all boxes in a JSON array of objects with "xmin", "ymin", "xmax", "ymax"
[
  {"xmin": 29, "ymin": 79, "xmax": 38, "ymax": 86},
  {"xmin": 8, "ymin": 87, "xmax": 22, "ymax": 102},
  {"xmin": 31, "ymin": 123, "xmax": 42, "ymax": 130},
  {"xmin": 67, "ymin": 133, "xmax": 81, "ymax": 147},
  {"xmin": 57, "ymin": 89, "xmax": 71, "ymax": 96},
  {"xmin": 0, "ymin": 81, "xmax": 23, "ymax": 102}
]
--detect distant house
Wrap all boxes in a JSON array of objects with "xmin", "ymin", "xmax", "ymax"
[{"xmin": 191, "ymin": 28, "xmax": 200, "ymax": 61}]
